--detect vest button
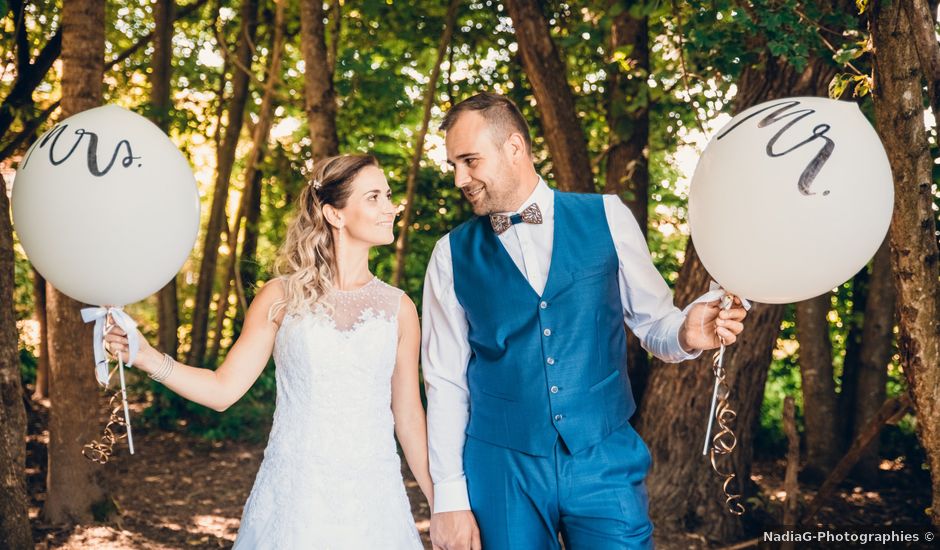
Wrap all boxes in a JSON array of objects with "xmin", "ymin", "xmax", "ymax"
[
  {"xmin": 554, "ymin": 414, "xmax": 563, "ymax": 421},
  {"xmin": 546, "ymin": 357, "xmax": 555, "ymax": 365},
  {"xmin": 543, "ymin": 328, "xmax": 552, "ymax": 337},
  {"xmin": 550, "ymin": 385, "xmax": 559, "ymax": 394},
  {"xmin": 540, "ymin": 301, "xmax": 548, "ymax": 309}
]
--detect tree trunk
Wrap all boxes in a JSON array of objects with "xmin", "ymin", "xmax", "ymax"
[
  {"xmin": 904, "ymin": 0, "xmax": 940, "ymax": 135},
  {"xmin": 870, "ymin": 0, "xmax": 940, "ymax": 527},
  {"xmin": 503, "ymin": 0, "xmax": 593, "ymax": 193},
  {"xmin": 0, "ymin": 172, "xmax": 31, "ymax": 548},
  {"xmin": 187, "ymin": 0, "xmax": 259, "ymax": 368},
  {"xmin": 206, "ymin": 224, "xmax": 239, "ymax": 368},
  {"xmin": 44, "ymin": 0, "xmax": 110, "ymax": 524},
  {"xmin": 838, "ymin": 267, "xmax": 868, "ymax": 449},
  {"xmin": 782, "ymin": 396, "xmax": 800, "ymax": 527},
  {"xmin": 852, "ymin": 239, "xmax": 894, "ymax": 481},
  {"xmin": 636, "ymin": 51, "xmax": 837, "ymax": 541},
  {"xmin": 151, "ymin": 0, "xmax": 181, "ymax": 360},
  {"xmin": 230, "ymin": 166, "xmax": 265, "ymax": 343},
  {"xmin": 393, "ymin": 0, "xmax": 460, "ymax": 289},
  {"xmin": 326, "ymin": 0, "xmax": 341, "ymax": 76},
  {"xmin": 605, "ymin": 1, "xmax": 651, "ymax": 406},
  {"xmin": 239, "ymin": 165, "xmax": 263, "ymax": 305},
  {"xmin": 208, "ymin": 0, "xmax": 285, "ymax": 366},
  {"xmin": 300, "ymin": 0, "xmax": 340, "ymax": 163},
  {"xmin": 796, "ymin": 292, "xmax": 840, "ymax": 480},
  {"xmin": 32, "ymin": 268, "xmax": 49, "ymax": 398}
]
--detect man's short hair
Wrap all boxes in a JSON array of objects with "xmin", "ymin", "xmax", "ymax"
[{"xmin": 440, "ymin": 92, "xmax": 533, "ymax": 153}]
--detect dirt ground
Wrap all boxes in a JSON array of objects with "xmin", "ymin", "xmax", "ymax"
[{"xmin": 24, "ymin": 395, "xmax": 934, "ymax": 549}]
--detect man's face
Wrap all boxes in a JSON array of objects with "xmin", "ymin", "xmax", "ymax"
[{"xmin": 445, "ymin": 111, "xmax": 518, "ymax": 216}]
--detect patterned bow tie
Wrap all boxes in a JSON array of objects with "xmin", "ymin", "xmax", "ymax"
[{"xmin": 489, "ymin": 203, "xmax": 543, "ymax": 235}]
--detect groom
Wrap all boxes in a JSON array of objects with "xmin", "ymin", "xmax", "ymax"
[{"xmin": 421, "ymin": 92, "xmax": 747, "ymax": 550}]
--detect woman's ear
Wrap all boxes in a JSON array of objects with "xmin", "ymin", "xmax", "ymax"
[{"xmin": 322, "ymin": 204, "xmax": 344, "ymax": 229}]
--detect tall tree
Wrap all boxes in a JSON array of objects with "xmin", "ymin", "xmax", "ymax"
[
  {"xmin": 209, "ymin": 0, "xmax": 287, "ymax": 366},
  {"xmin": 605, "ymin": 0, "xmax": 652, "ymax": 404},
  {"xmin": 838, "ymin": 268, "xmax": 868, "ymax": 448},
  {"xmin": 393, "ymin": 0, "xmax": 460, "ymax": 288},
  {"xmin": 187, "ymin": 0, "xmax": 259, "ymax": 368},
  {"xmin": 151, "ymin": 0, "xmax": 181, "ymax": 359},
  {"xmin": 851, "ymin": 240, "xmax": 894, "ymax": 480},
  {"xmin": 0, "ymin": 171, "xmax": 31, "ymax": 547},
  {"xmin": 300, "ymin": 0, "xmax": 340, "ymax": 163},
  {"xmin": 32, "ymin": 268, "xmax": 49, "ymax": 398},
  {"xmin": 636, "ymin": 37, "xmax": 839, "ymax": 544},
  {"xmin": 870, "ymin": 0, "xmax": 940, "ymax": 527},
  {"xmin": 796, "ymin": 292, "xmax": 840, "ymax": 479},
  {"xmin": 0, "ymin": 1, "xmax": 61, "ymax": 146},
  {"xmin": 503, "ymin": 0, "xmax": 594, "ymax": 192},
  {"xmin": 44, "ymin": 0, "xmax": 110, "ymax": 524}
]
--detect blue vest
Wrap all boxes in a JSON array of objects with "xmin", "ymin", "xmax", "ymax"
[{"xmin": 450, "ymin": 190, "xmax": 635, "ymax": 457}]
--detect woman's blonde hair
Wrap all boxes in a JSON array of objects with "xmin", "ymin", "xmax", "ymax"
[{"xmin": 268, "ymin": 154, "xmax": 379, "ymax": 322}]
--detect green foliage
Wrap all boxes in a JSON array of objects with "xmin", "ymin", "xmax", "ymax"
[
  {"xmin": 19, "ymin": 347, "xmax": 37, "ymax": 387},
  {"xmin": 829, "ymin": 73, "xmax": 872, "ymax": 99},
  {"xmin": 12, "ymin": 235, "xmax": 33, "ymax": 322},
  {"xmin": 1, "ymin": 0, "xmax": 926, "ymax": 461},
  {"xmin": 755, "ymin": 305, "xmax": 802, "ymax": 456}
]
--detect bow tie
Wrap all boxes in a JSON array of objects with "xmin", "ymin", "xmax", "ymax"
[{"xmin": 490, "ymin": 203, "xmax": 543, "ymax": 235}]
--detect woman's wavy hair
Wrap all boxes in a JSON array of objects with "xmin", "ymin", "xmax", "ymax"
[{"xmin": 268, "ymin": 154, "xmax": 379, "ymax": 322}]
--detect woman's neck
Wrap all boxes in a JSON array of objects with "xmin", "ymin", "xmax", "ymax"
[{"xmin": 333, "ymin": 238, "xmax": 373, "ymax": 290}]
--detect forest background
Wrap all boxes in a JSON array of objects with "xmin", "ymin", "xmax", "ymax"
[{"xmin": 0, "ymin": 0, "xmax": 938, "ymax": 548}]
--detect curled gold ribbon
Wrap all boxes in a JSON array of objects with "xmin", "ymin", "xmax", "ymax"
[
  {"xmin": 708, "ymin": 346, "xmax": 745, "ymax": 515},
  {"xmin": 82, "ymin": 390, "xmax": 129, "ymax": 464},
  {"xmin": 702, "ymin": 293, "xmax": 745, "ymax": 515}
]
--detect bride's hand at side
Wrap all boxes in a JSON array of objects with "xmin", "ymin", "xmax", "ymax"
[{"xmin": 102, "ymin": 279, "xmax": 287, "ymax": 412}]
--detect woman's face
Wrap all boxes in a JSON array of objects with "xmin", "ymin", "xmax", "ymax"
[{"xmin": 335, "ymin": 165, "xmax": 397, "ymax": 246}]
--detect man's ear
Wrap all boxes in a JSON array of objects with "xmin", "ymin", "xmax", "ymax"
[
  {"xmin": 322, "ymin": 204, "xmax": 344, "ymax": 229},
  {"xmin": 505, "ymin": 132, "xmax": 528, "ymax": 163}
]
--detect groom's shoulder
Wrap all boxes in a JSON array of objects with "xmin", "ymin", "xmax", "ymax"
[
  {"xmin": 555, "ymin": 189, "xmax": 609, "ymax": 219},
  {"xmin": 555, "ymin": 188, "xmax": 606, "ymax": 206}
]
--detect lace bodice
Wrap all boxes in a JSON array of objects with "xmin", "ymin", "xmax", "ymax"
[
  {"xmin": 268, "ymin": 276, "xmax": 403, "ymax": 459},
  {"xmin": 232, "ymin": 276, "xmax": 422, "ymax": 549}
]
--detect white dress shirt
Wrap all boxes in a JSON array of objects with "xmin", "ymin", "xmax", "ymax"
[{"xmin": 421, "ymin": 178, "xmax": 703, "ymax": 513}]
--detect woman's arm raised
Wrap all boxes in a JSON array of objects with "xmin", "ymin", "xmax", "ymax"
[{"xmin": 103, "ymin": 278, "xmax": 287, "ymax": 412}]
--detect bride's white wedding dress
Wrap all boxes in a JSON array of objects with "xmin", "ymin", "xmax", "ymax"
[{"xmin": 233, "ymin": 277, "xmax": 423, "ymax": 549}]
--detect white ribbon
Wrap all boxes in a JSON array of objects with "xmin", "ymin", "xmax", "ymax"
[
  {"xmin": 81, "ymin": 306, "xmax": 139, "ymax": 387},
  {"xmin": 688, "ymin": 281, "xmax": 752, "ymax": 312}
]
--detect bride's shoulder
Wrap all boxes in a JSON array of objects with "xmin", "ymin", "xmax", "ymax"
[
  {"xmin": 371, "ymin": 279, "xmax": 415, "ymax": 318},
  {"xmin": 253, "ymin": 277, "xmax": 289, "ymax": 328},
  {"xmin": 256, "ymin": 276, "xmax": 287, "ymax": 299}
]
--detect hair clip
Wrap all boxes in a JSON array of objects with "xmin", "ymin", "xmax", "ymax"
[{"xmin": 312, "ymin": 178, "xmax": 322, "ymax": 190}]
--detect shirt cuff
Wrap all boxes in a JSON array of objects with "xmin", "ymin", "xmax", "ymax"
[{"xmin": 432, "ymin": 479, "xmax": 471, "ymax": 513}]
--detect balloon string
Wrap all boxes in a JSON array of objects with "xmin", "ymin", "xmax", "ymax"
[
  {"xmin": 703, "ymin": 294, "xmax": 745, "ymax": 515},
  {"xmin": 82, "ymin": 316, "xmax": 135, "ymax": 464}
]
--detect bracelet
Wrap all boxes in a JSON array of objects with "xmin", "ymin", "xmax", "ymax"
[{"xmin": 149, "ymin": 353, "xmax": 175, "ymax": 382}]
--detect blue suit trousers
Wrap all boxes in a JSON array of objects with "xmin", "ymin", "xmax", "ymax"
[{"xmin": 464, "ymin": 421, "xmax": 655, "ymax": 549}]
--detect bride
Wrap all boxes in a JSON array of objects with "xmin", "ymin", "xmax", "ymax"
[{"xmin": 103, "ymin": 154, "xmax": 431, "ymax": 549}]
